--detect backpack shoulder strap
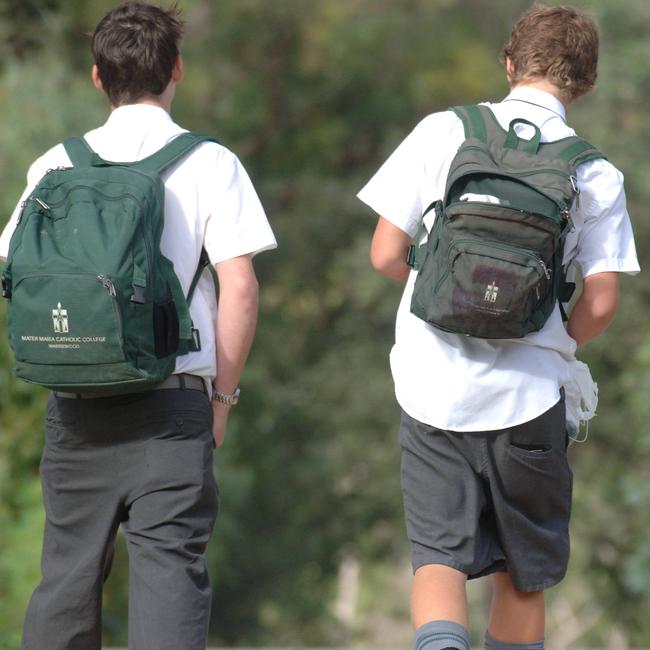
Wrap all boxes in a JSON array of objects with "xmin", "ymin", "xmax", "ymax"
[
  {"xmin": 62, "ymin": 132, "xmax": 220, "ymax": 172},
  {"xmin": 175, "ymin": 248, "xmax": 214, "ymax": 354},
  {"xmin": 451, "ymin": 104, "xmax": 520, "ymax": 145},
  {"xmin": 450, "ymin": 104, "xmax": 488, "ymax": 142},
  {"xmin": 552, "ymin": 138, "xmax": 606, "ymax": 170},
  {"xmin": 132, "ymin": 132, "xmax": 220, "ymax": 174},
  {"xmin": 186, "ymin": 248, "xmax": 211, "ymax": 304},
  {"xmin": 62, "ymin": 137, "xmax": 104, "ymax": 167},
  {"xmin": 452, "ymin": 104, "xmax": 605, "ymax": 168}
]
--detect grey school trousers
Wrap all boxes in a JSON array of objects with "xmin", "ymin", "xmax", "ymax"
[{"xmin": 21, "ymin": 387, "xmax": 219, "ymax": 650}]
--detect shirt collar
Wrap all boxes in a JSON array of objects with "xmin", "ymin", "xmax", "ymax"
[
  {"xmin": 104, "ymin": 103, "xmax": 173, "ymax": 127},
  {"xmin": 503, "ymin": 86, "xmax": 567, "ymax": 122}
]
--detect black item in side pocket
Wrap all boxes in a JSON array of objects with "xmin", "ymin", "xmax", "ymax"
[{"xmin": 153, "ymin": 297, "xmax": 180, "ymax": 358}]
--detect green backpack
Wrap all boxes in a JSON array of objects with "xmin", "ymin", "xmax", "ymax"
[
  {"xmin": 408, "ymin": 104, "xmax": 603, "ymax": 339},
  {"xmin": 1, "ymin": 132, "xmax": 217, "ymax": 392}
]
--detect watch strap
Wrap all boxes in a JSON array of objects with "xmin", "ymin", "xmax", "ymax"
[{"xmin": 212, "ymin": 387, "xmax": 240, "ymax": 406}]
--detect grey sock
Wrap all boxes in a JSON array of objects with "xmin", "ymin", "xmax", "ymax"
[
  {"xmin": 485, "ymin": 630, "xmax": 544, "ymax": 650},
  {"xmin": 414, "ymin": 620, "xmax": 470, "ymax": 650}
]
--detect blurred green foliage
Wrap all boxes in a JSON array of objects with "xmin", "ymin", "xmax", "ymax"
[{"xmin": 1, "ymin": 0, "xmax": 649, "ymax": 648}]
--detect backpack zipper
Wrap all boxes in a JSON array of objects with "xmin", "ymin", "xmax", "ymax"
[
  {"xmin": 458, "ymin": 161, "xmax": 573, "ymax": 187},
  {"xmin": 435, "ymin": 237, "xmax": 550, "ymax": 292},
  {"xmin": 466, "ymin": 239, "xmax": 551, "ymax": 280},
  {"xmin": 95, "ymin": 275, "xmax": 124, "ymax": 350},
  {"xmin": 456, "ymin": 239, "xmax": 551, "ymax": 279},
  {"xmin": 97, "ymin": 274, "xmax": 117, "ymax": 297},
  {"xmin": 17, "ymin": 186, "xmax": 144, "ymax": 228},
  {"xmin": 458, "ymin": 145, "xmax": 579, "ymax": 187},
  {"xmin": 454, "ymin": 160, "xmax": 573, "ymax": 192},
  {"xmin": 446, "ymin": 201, "xmax": 563, "ymax": 232},
  {"xmin": 36, "ymin": 186, "xmax": 144, "ymax": 211},
  {"xmin": 45, "ymin": 166, "xmax": 72, "ymax": 174}
]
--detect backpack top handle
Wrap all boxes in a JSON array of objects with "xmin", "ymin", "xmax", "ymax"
[{"xmin": 504, "ymin": 118, "xmax": 542, "ymax": 154}]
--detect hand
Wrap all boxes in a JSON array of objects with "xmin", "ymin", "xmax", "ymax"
[{"xmin": 211, "ymin": 401, "xmax": 231, "ymax": 447}]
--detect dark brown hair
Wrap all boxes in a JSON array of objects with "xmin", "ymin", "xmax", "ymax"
[
  {"xmin": 501, "ymin": 3, "xmax": 599, "ymax": 102},
  {"xmin": 91, "ymin": 2, "xmax": 183, "ymax": 106}
]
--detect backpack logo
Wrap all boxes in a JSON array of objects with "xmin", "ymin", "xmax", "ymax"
[
  {"xmin": 484, "ymin": 282, "xmax": 499, "ymax": 303},
  {"xmin": 52, "ymin": 303, "xmax": 69, "ymax": 333}
]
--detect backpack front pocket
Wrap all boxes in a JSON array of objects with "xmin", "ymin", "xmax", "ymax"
[
  {"xmin": 440, "ymin": 239, "xmax": 549, "ymax": 338},
  {"xmin": 413, "ymin": 237, "xmax": 550, "ymax": 338},
  {"xmin": 10, "ymin": 273, "xmax": 126, "ymax": 365}
]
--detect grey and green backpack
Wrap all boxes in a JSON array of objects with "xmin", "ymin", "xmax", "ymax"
[
  {"xmin": 408, "ymin": 104, "xmax": 603, "ymax": 339},
  {"xmin": 2, "ymin": 132, "xmax": 217, "ymax": 392}
]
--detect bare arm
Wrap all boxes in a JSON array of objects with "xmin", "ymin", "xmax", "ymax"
[
  {"xmin": 370, "ymin": 217, "xmax": 412, "ymax": 284},
  {"xmin": 566, "ymin": 272, "xmax": 619, "ymax": 348},
  {"xmin": 211, "ymin": 253, "xmax": 259, "ymax": 446}
]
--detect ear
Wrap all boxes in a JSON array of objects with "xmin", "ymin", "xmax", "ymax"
[
  {"xmin": 171, "ymin": 55, "xmax": 184, "ymax": 84},
  {"xmin": 505, "ymin": 56, "xmax": 515, "ymax": 83},
  {"xmin": 91, "ymin": 65, "xmax": 105, "ymax": 93}
]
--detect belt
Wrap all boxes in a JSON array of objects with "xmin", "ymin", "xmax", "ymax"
[{"xmin": 53, "ymin": 373, "xmax": 207, "ymax": 399}]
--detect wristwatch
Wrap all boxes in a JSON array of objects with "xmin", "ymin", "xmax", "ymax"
[{"xmin": 212, "ymin": 386, "xmax": 240, "ymax": 406}]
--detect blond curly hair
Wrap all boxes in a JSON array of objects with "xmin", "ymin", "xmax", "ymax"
[{"xmin": 501, "ymin": 3, "xmax": 599, "ymax": 103}]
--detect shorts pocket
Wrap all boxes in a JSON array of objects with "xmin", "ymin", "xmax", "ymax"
[
  {"xmin": 505, "ymin": 398, "xmax": 566, "ymax": 465},
  {"xmin": 508, "ymin": 440, "xmax": 554, "ymax": 461}
]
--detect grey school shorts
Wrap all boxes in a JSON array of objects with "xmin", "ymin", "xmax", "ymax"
[{"xmin": 399, "ymin": 395, "xmax": 571, "ymax": 592}]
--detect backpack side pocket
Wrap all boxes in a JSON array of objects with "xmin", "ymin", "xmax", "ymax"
[{"xmin": 153, "ymin": 290, "xmax": 180, "ymax": 358}]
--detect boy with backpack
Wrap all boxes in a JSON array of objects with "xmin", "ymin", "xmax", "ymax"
[
  {"xmin": 0, "ymin": 3, "xmax": 275, "ymax": 649},
  {"xmin": 358, "ymin": 4, "xmax": 638, "ymax": 650}
]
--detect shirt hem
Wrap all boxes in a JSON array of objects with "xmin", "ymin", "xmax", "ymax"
[
  {"xmin": 395, "ymin": 387, "xmax": 563, "ymax": 433},
  {"xmin": 580, "ymin": 258, "xmax": 641, "ymax": 277},
  {"xmin": 209, "ymin": 240, "xmax": 277, "ymax": 264},
  {"xmin": 356, "ymin": 190, "xmax": 420, "ymax": 237}
]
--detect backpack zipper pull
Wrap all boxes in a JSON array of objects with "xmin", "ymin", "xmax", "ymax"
[
  {"xmin": 539, "ymin": 259, "xmax": 551, "ymax": 280},
  {"xmin": 97, "ymin": 274, "xmax": 117, "ymax": 297},
  {"xmin": 560, "ymin": 207, "xmax": 574, "ymax": 233},
  {"xmin": 16, "ymin": 196, "xmax": 50, "ymax": 224},
  {"xmin": 1, "ymin": 275, "xmax": 11, "ymax": 299},
  {"xmin": 569, "ymin": 175, "xmax": 580, "ymax": 210},
  {"xmin": 16, "ymin": 199, "xmax": 28, "ymax": 224},
  {"xmin": 33, "ymin": 197, "xmax": 50, "ymax": 211}
]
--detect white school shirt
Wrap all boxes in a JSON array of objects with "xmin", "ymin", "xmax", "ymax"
[
  {"xmin": 358, "ymin": 87, "xmax": 640, "ymax": 431},
  {"xmin": 0, "ymin": 104, "xmax": 277, "ymax": 382}
]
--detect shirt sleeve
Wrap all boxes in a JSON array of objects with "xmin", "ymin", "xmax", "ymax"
[
  {"xmin": 357, "ymin": 111, "xmax": 463, "ymax": 237},
  {"xmin": 202, "ymin": 149, "xmax": 277, "ymax": 264},
  {"xmin": 572, "ymin": 159, "xmax": 640, "ymax": 277}
]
